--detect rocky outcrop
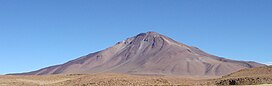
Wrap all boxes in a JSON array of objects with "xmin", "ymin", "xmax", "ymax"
[{"xmin": 215, "ymin": 66, "xmax": 272, "ymax": 85}]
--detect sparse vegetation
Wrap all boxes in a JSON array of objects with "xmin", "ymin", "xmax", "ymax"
[
  {"xmin": 2, "ymin": 66, "xmax": 272, "ymax": 86},
  {"xmin": 0, "ymin": 74, "xmax": 209, "ymax": 86},
  {"xmin": 215, "ymin": 66, "xmax": 272, "ymax": 85}
]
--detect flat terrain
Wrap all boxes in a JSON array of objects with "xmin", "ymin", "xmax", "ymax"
[
  {"xmin": 1, "ymin": 73, "xmax": 272, "ymax": 86},
  {"xmin": 0, "ymin": 73, "xmax": 213, "ymax": 86}
]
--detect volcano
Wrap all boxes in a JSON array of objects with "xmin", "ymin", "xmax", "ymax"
[{"xmin": 14, "ymin": 32, "xmax": 264, "ymax": 76}]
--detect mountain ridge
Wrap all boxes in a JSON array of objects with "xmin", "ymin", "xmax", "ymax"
[{"xmin": 11, "ymin": 31, "xmax": 265, "ymax": 76}]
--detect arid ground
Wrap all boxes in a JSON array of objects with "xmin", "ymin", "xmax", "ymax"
[
  {"xmin": 1, "ymin": 73, "xmax": 272, "ymax": 86},
  {"xmin": 0, "ymin": 73, "xmax": 214, "ymax": 86},
  {"xmin": 214, "ymin": 66, "xmax": 272, "ymax": 85}
]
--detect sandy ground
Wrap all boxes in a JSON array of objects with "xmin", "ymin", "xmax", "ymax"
[
  {"xmin": 0, "ymin": 73, "xmax": 214, "ymax": 86},
  {"xmin": 0, "ymin": 74, "xmax": 84, "ymax": 86},
  {"xmin": 0, "ymin": 73, "xmax": 271, "ymax": 86}
]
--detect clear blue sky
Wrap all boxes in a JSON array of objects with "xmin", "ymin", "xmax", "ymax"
[{"xmin": 0, "ymin": 0, "xmax": 271, "ymax": 74}]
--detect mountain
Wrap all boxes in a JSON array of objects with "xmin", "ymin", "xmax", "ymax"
[{"xmin": 13, "ymin": 31, "xmax": 265, "ymax": 76}]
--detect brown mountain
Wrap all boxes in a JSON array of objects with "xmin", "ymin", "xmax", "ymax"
[{"xmin": 13, "ymin": 32, "xmax": 265, "ymax": 76}]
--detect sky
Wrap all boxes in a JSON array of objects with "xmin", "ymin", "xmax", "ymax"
[{"xmin": 0, "ymin": 0, "xmax": 271, "ymax": 74}]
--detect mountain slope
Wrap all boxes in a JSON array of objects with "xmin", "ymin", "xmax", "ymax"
[{"xmin": 13, "ymin": 32, "xmax": 265, "ymax": 76}]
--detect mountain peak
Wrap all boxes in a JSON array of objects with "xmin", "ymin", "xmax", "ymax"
[
  {"xmin": 119, "ymin": 31, "xmax": 183, "ymax": 48},
  {"xmin": 146, "ymin": 31, "xmax": 160, "ymax": 35},
  {"xmin": 135, "ymin": 31, "xmax": 161, "ymax": 37}
]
